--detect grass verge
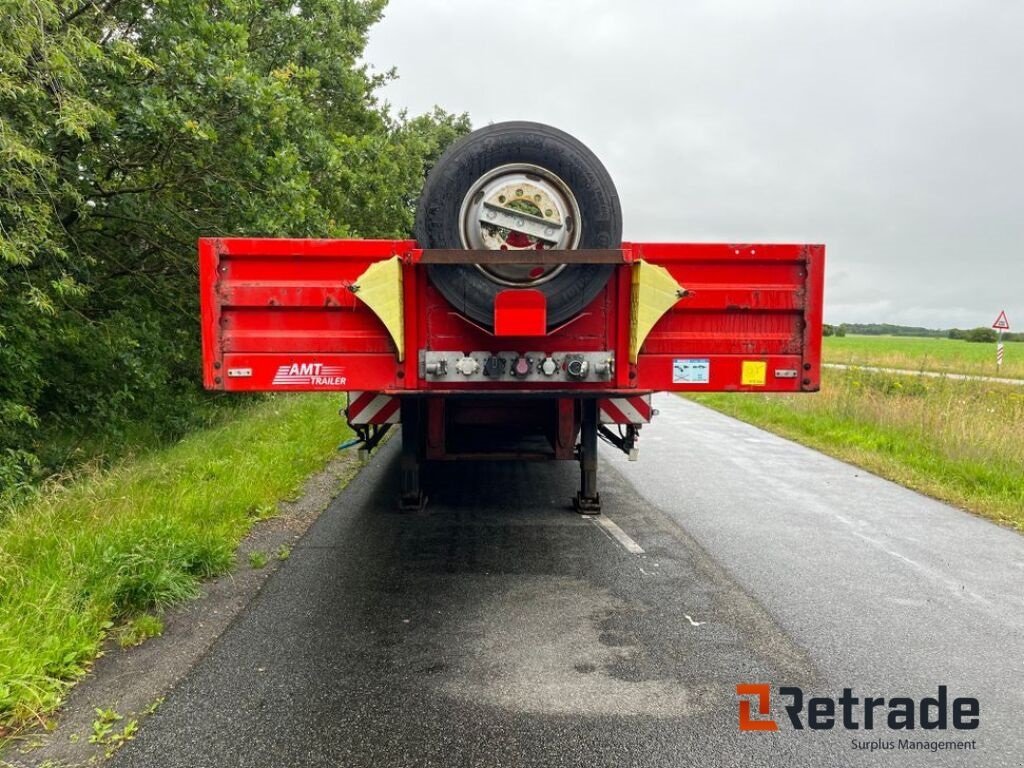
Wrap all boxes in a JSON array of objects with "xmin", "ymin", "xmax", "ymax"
[
  {"xmin": 824, "ymin": 335, "xmax": 1023, "ymax": 379},
  {"xmin": 687, "ymin": 368, "xmax": 1024, "ymax": 530},
  {"xmin": 0, "ymin": 393, "xmax": 349, "ymax": 737}
]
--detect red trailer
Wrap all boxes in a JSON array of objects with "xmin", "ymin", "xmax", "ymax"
[{"xmin": 199, "ymin": 124, "xmax": 824, "ymax": 511}]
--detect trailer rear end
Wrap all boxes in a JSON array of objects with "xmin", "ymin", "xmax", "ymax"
[{"xmin": 201, "ymin": 236, "xmax": 823, "ymax": 510}]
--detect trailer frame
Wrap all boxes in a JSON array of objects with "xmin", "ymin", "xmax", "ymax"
[{"xmin": 200, "ymin": 239, "xmax": 825, "ymax": 511}]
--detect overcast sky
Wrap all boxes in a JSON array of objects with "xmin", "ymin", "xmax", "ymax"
[{"xmin": 364, "ymin": 0, "xmax": 1023, "ymax": 328}]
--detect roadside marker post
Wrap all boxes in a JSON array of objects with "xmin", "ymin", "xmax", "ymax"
[{"xmin": 992, "ymin": 311, "xmax": 1011, "ymax": 372}]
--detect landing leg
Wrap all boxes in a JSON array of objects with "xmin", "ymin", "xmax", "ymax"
[
  {"xmin": 399, "ymin": 398, "xmax": 427, "ymax": 512},
  {"xmin": 573, "ymin": 398, "xmax": 601, "ymax": 514}
]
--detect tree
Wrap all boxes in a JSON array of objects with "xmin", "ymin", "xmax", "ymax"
[
  {"xmin": 963, "ymin": 327, "xmax": 997, "ymax": 343},
  {"xmin": 0, "ymin": 0, "xmax": 469, "ymax": 496}
]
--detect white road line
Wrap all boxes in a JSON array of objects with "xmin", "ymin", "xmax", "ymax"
[{"xmin": 590, "ymin": 516, "xmax": 645, "ymax": 554}]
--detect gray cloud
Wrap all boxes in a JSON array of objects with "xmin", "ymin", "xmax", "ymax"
[{"xmin": 365, "ymin": 0, "xmax": 1023, "ymax": 328}]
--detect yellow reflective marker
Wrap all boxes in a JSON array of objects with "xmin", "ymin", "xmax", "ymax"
[
  {"xmin": 630, "ymin": 260, "xmax": 684, "ymax": 364},
  {"xmin": 741, "ymin": 361, "xmax": 767, "ymax": 387},
  {"xmin": 352, "ymin": 255, "xmax": 404, "ymax": 361}
]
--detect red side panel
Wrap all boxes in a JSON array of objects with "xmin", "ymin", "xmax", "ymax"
[
  {"xmin": 201, "ymin": 238, "xmax": 412, "ymax": 391},
  {"xmin": 630, "ymin": 243, "xmax": 825, "ymax": 392},
  {"xmin": 200, "ymin": 239, "xmax": 824, "ymax": 395}
]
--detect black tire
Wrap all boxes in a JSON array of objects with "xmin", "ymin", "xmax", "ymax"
[{"xmin": 414, "ymin": 121, "xmax": 622, "ymax": 329}]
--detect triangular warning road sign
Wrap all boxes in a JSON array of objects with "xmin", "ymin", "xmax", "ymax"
[{"xmin": 992, "ymin": 310, "xmax": 1010, "ymax": 331}]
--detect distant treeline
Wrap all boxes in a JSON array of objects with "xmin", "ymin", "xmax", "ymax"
[
  {"xmin": 835, "ymin": 323, "xmax": 946, "ymax": 337},
  {"xmin": 947, "ymin": 328, "xmax": 1022, "ymax": 342},
  {"xmin": 824, "ymin": 323, "xmax": 1022, "ymax": 342}
]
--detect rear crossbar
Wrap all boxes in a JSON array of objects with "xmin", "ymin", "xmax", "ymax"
[{"xmin": 413, "ymin": 249, "xmax": 628, "ymax": 264}]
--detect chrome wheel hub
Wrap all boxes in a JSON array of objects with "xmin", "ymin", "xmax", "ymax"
[{"xmin": 459, "ymin": 163, "xmax": 581, "ymax": 287}]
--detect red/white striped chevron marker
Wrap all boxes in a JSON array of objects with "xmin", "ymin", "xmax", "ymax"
[
  {"xmin": 346, "ymin": 392, "xmax": 401, "ymax": 425},
  {"xmin": 598, "ymin": 395, "xmax": 653, "ymax": 424}
]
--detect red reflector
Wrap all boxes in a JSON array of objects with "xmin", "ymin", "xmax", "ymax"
[{"xmin": 494, "ymin": 289, "xmax": 547, "ymax": 336}]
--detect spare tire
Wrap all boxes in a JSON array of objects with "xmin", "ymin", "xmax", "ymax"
[{"xmin": 414, "ymin": 121, "xmax": 622, "ymax": 330}]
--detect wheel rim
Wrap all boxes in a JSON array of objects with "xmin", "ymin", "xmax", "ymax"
[{"xmin": 458, "ymin": 163, "xmax": 582, "ymax": 287}]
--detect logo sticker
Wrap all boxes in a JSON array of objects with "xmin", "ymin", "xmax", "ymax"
[
  {"xmin": 736, "ymin": 683, "xmax": 980, "ymax": 748},
  {"xmin": 737, "ymin": 684, "xmax": 779, "ymax": 731},
  {"xmin": 673, "ymin": 358, "xmax": 710, "ymax": 384},
  {"xmin": 272, "ymin": 363, "xmax": 347, "ymax": 387}
]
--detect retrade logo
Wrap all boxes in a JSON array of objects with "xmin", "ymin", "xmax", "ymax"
[
  {"xmin": 736, "ymin": 684, "xmax": 979, "ymax": 732},
  {"xmin": 272, "ymin": 363, "xmax": 347, "ymax": 387},
  {"xmin": 737, "ymin": 684, "xmax": 778, "ymax": 731}
]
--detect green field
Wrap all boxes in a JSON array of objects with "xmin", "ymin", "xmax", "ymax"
[
  {"xmin": 0, "ymin": 394, "xmax": 349, "ymax": 739},
  {"xmin": 688, "ymin": 368, "xmax": 1024, "ymax": 530},
  {"xmin": 823, "ymin": 335, "xmax": 1023, "ymax": 379}
]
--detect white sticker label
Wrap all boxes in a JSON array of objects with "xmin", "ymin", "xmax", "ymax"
[{"xmin": 673, "ymin": 358, "xmax": 710, "ymax": 384}]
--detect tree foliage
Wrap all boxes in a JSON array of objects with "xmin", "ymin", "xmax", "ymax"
[
  {"xmin": 949, "ymin": 327, "xmax": 998, "ymax": 343},
  {"xmin": 0, "ymin": 0, "xmax": 469, "ymax": 496}
]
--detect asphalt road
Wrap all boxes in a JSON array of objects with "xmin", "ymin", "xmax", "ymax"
[{"xmin": 113, "ymin": 395, "xmax": 1024, "ymax": 768}]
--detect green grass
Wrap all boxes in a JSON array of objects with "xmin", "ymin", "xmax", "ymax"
[
  {"xmin": 87, "ymin": 707, "xmax": 138, "ymax": 757},
  {"xmin": 248, "ymin": 550, "xmax": 269, "ymax": 569},
  {"xmin": 0, "ymin": 393, "xmax": 349, "ymax": 736},
  {"xmin": 688, "ymin": 369, "xmax": 1024, "ymax": 529},
  {"xmin": 114, "ymin": 614, "xmax": 164, "ymax": 649},
  {"xmin": 824, "ymin": 335, "xmax": 1023, "ymax": 379}
]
